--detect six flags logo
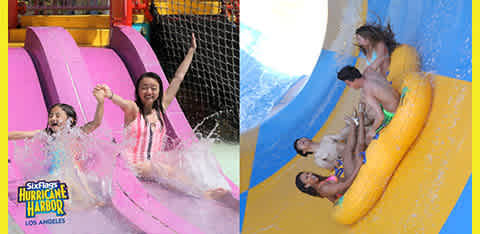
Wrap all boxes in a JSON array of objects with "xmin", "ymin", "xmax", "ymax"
[{"xmin": 17, "ymin": 180, "xmax": 69, "ymax": 218}]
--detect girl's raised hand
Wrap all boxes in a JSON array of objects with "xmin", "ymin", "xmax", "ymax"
[{"xmin": 93, "ymin": 85, "xmax": 106, "ymax": 103}]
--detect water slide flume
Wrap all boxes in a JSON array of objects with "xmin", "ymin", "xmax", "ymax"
[{"xmin": 240, "ymin": 1, "xmax": 471, "ymax": 233}]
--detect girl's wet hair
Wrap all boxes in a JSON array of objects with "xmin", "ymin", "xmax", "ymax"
[
  {"xmin": 355, "ymin": 22, "xmax": 398, "ymax": 56},
  {"xmin": 46, "ymin": 103, "xmax": 77, "ymax": 135},
  {"xmin": 294, "ymin": 138, "xmax": 313, "ymax": 157},
  {"xmin": 295, "ymin": 172, "xmax": 328, "ymax": 197},
  {"xmin": 135, "ymin": 72, "xmax": 165, "ymax": 127}
]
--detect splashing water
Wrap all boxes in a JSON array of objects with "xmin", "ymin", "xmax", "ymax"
[
  {"xmin": 119, "ymin": 112, "xmax": 239, "ymax": 233},
  {"xmin": 240, "ymin": 0, "xmax": 327, "ymax": 133},
  {"xmin": 332, "ymin": 0, "xmax": 364, "ymax": 66},
  {"xmin": 240, "ymin": 48, "xmax": 307, "ymax": 133},
  {"xmin": 9, "ymin": 113, "xmax": 238, "ymax": 233},
  {"xmin": 10, "ymin": 123, "xmax": 121, "ymax": 210},
  {"xmin": 117, "ymin": 111, "xmax": 235, "ymax": 197},
  {"xmin": 8, "ymin": 120, "xmax": 149, "ymax": 233}
]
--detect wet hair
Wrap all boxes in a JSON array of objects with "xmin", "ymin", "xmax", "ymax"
[
  {"xmin": 355, "ymin": 22, "xmax": 398, "ymax": 56},
  {"xmin": 294, "ymin": 138, "xmax": 313, "ymax": 157},
  {"xmin": 46, "ymin": 103, "xmax": 77, "ymax": 135},
  {"xmin": 295, "ymin": 172, "xmax": 328, "ymax": 197},
  {"xmin": 135, "ymin": 72, "xmax": 165, "ymax": 128},
  {"xmin": 337, "ymin": 66, "xmax": 362, "ymax": 82}
]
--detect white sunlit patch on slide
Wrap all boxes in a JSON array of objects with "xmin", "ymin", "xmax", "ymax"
[{"xmin": 240, "ymin": 0, "xmax": 328, "ymax": 132}]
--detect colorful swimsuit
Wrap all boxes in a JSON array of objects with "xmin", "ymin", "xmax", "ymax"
[
  {"xmin": 319, "ymin": 176, "xmax": 343, "ymax": 201},
  {"xmin": 47, "ymin": 149, "xmax": 63, "ymax": 174},
  {"xmin": 366, "ymin": 50, "xmax": 390, "ymax": 77},
  {"xmin": 366, "ymin": 51, "xmax": 377, "ymax": 66},
  {"xmin": 124, "ymin": 112, "xmax": 166, "ymax": 164},
  {"xmin": 321, "ymin": 175, "xmax": 345, "ymax": 206},
  {"xmin": 331, "ymin": 160, "xmax": 344, "ymax": 178}
]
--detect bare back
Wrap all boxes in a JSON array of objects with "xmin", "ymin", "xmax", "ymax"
[
  {"xmin": 363, "ymin": 69, "xmax": 400, "ymax": 113},
  {"xmin": 374, "ymin": 41, "xmax": 391, "ymax": 77}
]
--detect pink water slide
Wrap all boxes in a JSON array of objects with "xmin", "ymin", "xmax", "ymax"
[{"xmin": 8, "ymin": 26, "xmax": 238, "ymax": 234}]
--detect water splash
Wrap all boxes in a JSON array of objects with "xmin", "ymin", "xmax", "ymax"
[
  {"xmin": 240, "ymin": 48, "xmax": 305, "ymax": 133},
  {"xmin": 119, "ymin": 111, "xmax": 235, "ymax": 196},
  {"xmin": 240, "ymin": 0, "xmax": 327, "ymax": 133},
  {"xmin": 10, "ymin": 124, "xmax": 119, "ymax": 210},
  {"xmin": 331, "ymin": 0, "xmax": 364, "ymax": 66},
  {"xmin": 118, "ymin": 112, "xmax": 239, "ymax": 233},
  {"xmin": 9, "ymin": 112, "xmax": 238, "ymax": 233}
]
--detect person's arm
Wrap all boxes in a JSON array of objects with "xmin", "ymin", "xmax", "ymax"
[
  {"xmin": 370, "ymin": 42, "xmax": 390, "ymax": 73},
  {"xmin": 318, "ymin": 163, "xmax": 362, "ymax": 196},
  {"xmin": 362, "ymin": 101, "xmax": 376, "ymax": 126},
  {"xmin": 100, "ymin": 84, "xmax": 138, "ymax": 124},
  {"xmin": 367, "ymin": 55, "xmax": 387, "ymax": 73},
  {"xmin": 75, "ymin": 167, "xmax": 105, "ymax": 206},
  {"xmin": 162, "ymin": 33, "xmax": 197, "ymax": 110},
  {"xmin": 80, "ymin": 85, "xmax": 105, "ymax": 134},
  {"xmin": 329, "ymin": 126, "xmax": 350, "ymax": 142},
  {"xmin": 8, "ymin": 130, "xmax": 42, "ymax": 140}
]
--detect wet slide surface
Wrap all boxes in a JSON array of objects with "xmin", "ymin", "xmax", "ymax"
[
  {"xmin": 8, "ymin": 47, "xmax": 50, "ymax": 234},
  {"xmin": 142, "ymin": 182, "xmax": 239, "ymax": 234},
  {"xmin": 240, "ymin": 0, "xmax": 471, "ymax": 233}
]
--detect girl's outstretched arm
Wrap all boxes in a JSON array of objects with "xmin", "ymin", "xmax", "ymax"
[
  {"xmin": 81, "ymin": 85, "xmax": 106, "ymax": 134},
  {"xmin": 8, "ymin": 130, "xmax": 42, "ymax": 140},
  {"xmin": 162, "ymin": 33, "xmax": 197, "ymax": 110},
  {"xmin": 100, "ymin": 84, "xmax": 138, "ymax": 125}
]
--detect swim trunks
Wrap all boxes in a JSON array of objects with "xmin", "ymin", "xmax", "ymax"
[{"xmin": 375, "ymin": 105, "xmax": 395, "ymax": 134}]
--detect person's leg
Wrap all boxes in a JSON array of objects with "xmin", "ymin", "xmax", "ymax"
[
  {"xmin": 341, "ymin": 123, "xmax": 357, "ymax": 179},
  {"xmin": 355, "ymin": 103, "xmax": 366, "ymax": 156},
  {"xmin": 359, "ymin": 95, "xmax": 375, "ymax": 126},
  {"xmin": 331, "ymin": 125, "xmax": 351, "ymax": 142},
  {"xmin": 343, "ymin": 102, "xmax": 368, "ymax": 179},
  {"xmin": 205, "ymin": 188, "xmax": 239, "ymax": 210},
  {"xmin": 350, "ymin": 103, "xmax": 367, "ymax": 168},
  {"xmin": 330, "ymin": 110, "xmax": 361, "ymax": 143}
]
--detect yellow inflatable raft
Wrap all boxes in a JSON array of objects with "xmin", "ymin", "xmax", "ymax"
[
  {"xmin": 387, "ymin": 44, "xmax": 421, "ymax": 90},
  {"xmin": 332, "ymin": 46, "xmax": 432, "ymax": 225}
]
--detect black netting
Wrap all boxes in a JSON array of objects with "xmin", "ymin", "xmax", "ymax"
[{"xmin": 149, "ymin": 0, "xmax": 239, "ymax": 143}]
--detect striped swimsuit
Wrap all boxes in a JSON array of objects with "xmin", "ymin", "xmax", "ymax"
[{"xmin": 124, "ymin": 111, "xmax": 166, "ymax": 164}]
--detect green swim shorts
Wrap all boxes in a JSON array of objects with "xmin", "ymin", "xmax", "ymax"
[{"xmin": 375, "ymin": 105, "xmax": 395, "ymax": 134}]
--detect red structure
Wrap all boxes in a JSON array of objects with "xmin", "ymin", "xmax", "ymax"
[
  {"xmin": 111, "ymin": 0, "xmax": 133, "ymax": 26},
  {"xmin": 224, "ymin": 0, "xmax": 239, "ymax": 25},
  {"xmin": 9, "ymin": 0, "xmax": 18, "ymax": 28},
  {"xmin": 111, "ymin": 0, "xmax": 152, "ymax": 27},
  {"xmin": 9, "ymin": 0, "xmax": 141, "ymax": 28},
  {"xmin": 133, "ymin": 0, "xmax": 153, "ymax": 22}
]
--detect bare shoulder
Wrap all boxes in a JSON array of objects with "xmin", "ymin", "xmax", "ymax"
[
  {"xmin": 316, "ymin": 184, "xmax": 329, "ymax": 197},
  {"xmin": 375, "ymin": 41, "xmax": 388, "ymax": 52},
  {"xmin": 317, "ymin": 183, "xmax": 339, "ymax": 197},
  {"xmin": 363, "ymin": 79, "xmax": 375, "ymax": 92},
  {"xmin": 125, "ymin": 100, "xmax": 139, "ymax": 119},
  {"xmin": 124, "ymin": 100, "xmax": 138, "ymax": 111},
  {"xmin": 365, "ymin": 81, "xmax": 385, "ymax": 101}
]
